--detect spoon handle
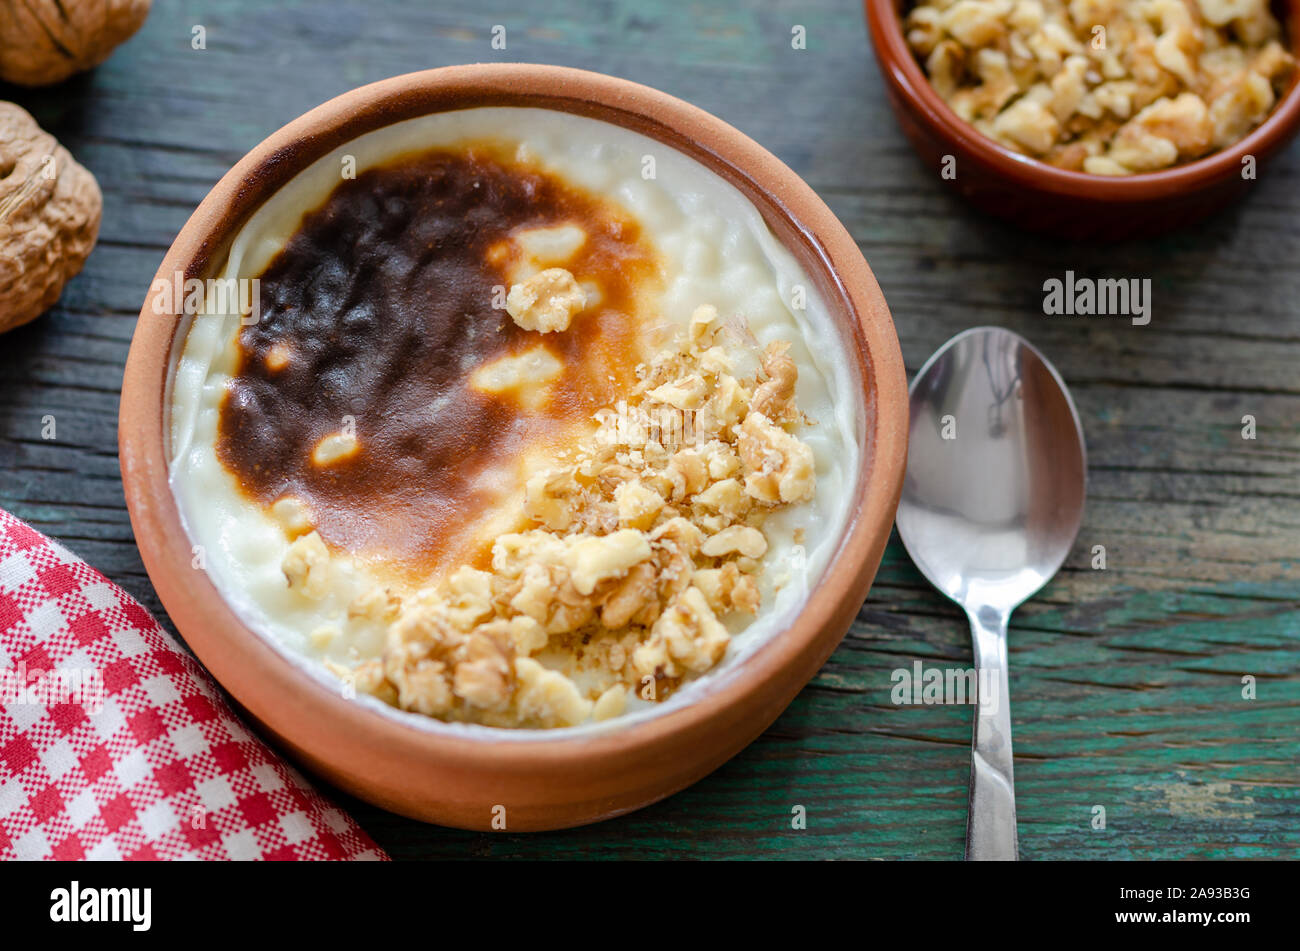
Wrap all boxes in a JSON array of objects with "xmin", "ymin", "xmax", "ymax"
[{"xmin": 965, "ymin": 605, "xmax": 1018, "ymax": 860}]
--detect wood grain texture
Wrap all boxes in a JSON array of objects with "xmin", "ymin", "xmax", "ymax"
[{"xmin": 1, "ymin": 0, "xmax": 1297, "ymax": 860}]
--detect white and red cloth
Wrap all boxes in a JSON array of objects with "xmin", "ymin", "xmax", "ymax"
[{"xmin": 0, "ymin": 509, "xmax": 388, "ymax": 860}]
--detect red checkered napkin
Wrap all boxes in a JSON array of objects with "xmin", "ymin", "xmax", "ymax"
[{"xmin": 0, "ymin": 509, "xmax": 388, "ymax": 861}]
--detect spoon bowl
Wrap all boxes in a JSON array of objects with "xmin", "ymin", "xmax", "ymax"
[{"xmin": 897, "ymin": 326, "xmax": 1086, "ymax": 859}]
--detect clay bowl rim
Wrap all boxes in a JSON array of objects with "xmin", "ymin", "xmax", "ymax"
[
  {"xmin": 119, "ymin": 63, "xmax": 908, "ymax": 771},
  {"xmin": 864, "ymin": 0, "xmax": 1300, "ymax": 200}
]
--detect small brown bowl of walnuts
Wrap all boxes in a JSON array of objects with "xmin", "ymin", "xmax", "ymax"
[{"xmin": 865, "ymin": 0, "xmax": 1300, "ymax": 237}]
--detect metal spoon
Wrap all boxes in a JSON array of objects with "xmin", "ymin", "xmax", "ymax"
[{"xmin": 895, "ymin": 327, "xmax": 1086, "ymax": 861}]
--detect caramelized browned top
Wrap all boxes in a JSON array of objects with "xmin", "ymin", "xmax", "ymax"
[{"xmin": 216, "ymin": 145, "xmax": 660, "ymax": 579}]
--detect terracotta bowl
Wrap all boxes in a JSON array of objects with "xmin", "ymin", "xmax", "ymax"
[
  {"xmin": 119, "ymin": 64, "xmax": 908, "ymax": 831},
  {"xmin": 864, "ymin": 0, "xmax": 1300, "ymax": 238}
]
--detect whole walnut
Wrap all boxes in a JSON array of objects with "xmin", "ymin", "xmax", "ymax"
[
  {"xmin": 0, "ymin": 102, "xmax": 101, "ymax": 332},
  {"xmin": 0, "ymin": 0, "xmax": 151, "ymax": 87}
]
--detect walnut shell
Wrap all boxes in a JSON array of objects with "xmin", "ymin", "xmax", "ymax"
[
  {"xmin": 0, "ymin": 0, "xmax": 151, "ymax": 87},
  {"xmin": 0, "ymin": 102, "xmax": 101, "ymax": 333}
]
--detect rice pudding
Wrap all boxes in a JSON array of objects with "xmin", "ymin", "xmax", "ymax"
[{"xmin": 168, "ymin": 107, "xmax": 862, "ymax": 731}]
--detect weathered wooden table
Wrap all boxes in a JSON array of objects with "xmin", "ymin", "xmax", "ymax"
[{"xmin": 2, "ymin": 0, "xmax": 1297, "ymax": 859}]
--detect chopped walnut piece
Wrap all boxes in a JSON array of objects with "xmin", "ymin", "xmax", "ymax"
[
  {"xmin": 730, "ymin": 573, "xmax": 761, "ymax": 614},
  {"xmin": 351, "ymin": 660, "xmax": 391, "ymax": 700},
  {"xmin": 665, "ymin": 447, "xmax": 709, "ymax": 500},
  {"xmin": 633, "ymin": 587, "xmax": 730, "ymax": 679},
  {"xmin": 453, "ymin": 631, "xmax": 515, "ymax": 710},
  {"xmin": 480, "ymin": 616, "xmax": 548, "ymax": 656},
  {"xmin": 614, "ymin": 479, "xmax": 665, "ymax": 530},
  {"xmin": 1120, "ymin": 92, "xmax": 1212, "ymax": 158},
  {"xmin": 388, "ymin": 657, "xmax": 454, "ymax": 718},
  {"xmin": 509, "ymin": 562, "xmax": 555, "ymax": 625},
  {"xmin": 565, "ymin": 530, "xmax": 652, "ymax": 595},
  {"xmin": 942, "ymin": 0, "xmax": 1009, "ymax": 46},
  {"xmin": 698, "ymin": 345, "xmax": 733, "ymax": 377},
  {"xmin": 282, "ymin": 531, "xmax": 332, "ymax": 599},
  {"xmin": 750, "ymin": 341, "xmax": 800, "ymax": 423},
  {"xmin": 492, "ymin": 530, "xmax": 569, "ymax": 578},
  {"xmin": 515, "ymin": 657, "xmax": 593, "ymax": 727},
  {"xmin": 696, "ymin": 374, "xmax": 750, "ymax": 437},
  {"xmin": 444, "ymin": 566, "xmax": 496, "ymax": 632},
  {"xmin": 701, "ymin": 440, "xmax": 741, "ymax": 480},
  {"xmin": 694, "ymin": 477, "xmax": 751, "ymax": 522},
  {"xmin": 992, "ymin": 94, "xmax": 1061, "ymax": 155},
  {"xmin": 701, "ymin": 524, "xmax": 769, "ymax": 559},
  {"xmin": 505, "ymin": 267, "xmax": 586, "ymax": 333},
  {"xmin": 1208, "ymin": 71, "xmax": 1276, "ymax": 148},
  {"xmin": 738, "ymin": 412, "xmax": 816, "ymax": 504},
  {"xmin": 649, "ymin": 516, "xmax": 707, "ymax": 557},
  {"xmin": 648, "ymin": 373, "xmax": 709, "ymax": 410},
  {"xmin": 689, "ymin": 304, "xmax": 718, "ymax": 344},
  {"xmin": 694, "ymin": 562, "xmax": 761, "ymax": 615},
  {"xmin": 601, "ymin": 560, "xmax": 659, "ymax": 629},
  {"xmin": 348, "ymin": 586, "xmax": 402, "ymax": 622},
  {"xmin": 523, "ymin": 468, "xmax": 578, "ymax": 531},
  {"xmin": 544, "ymin": 574, "xmax": 598, "ymax": 635}
]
